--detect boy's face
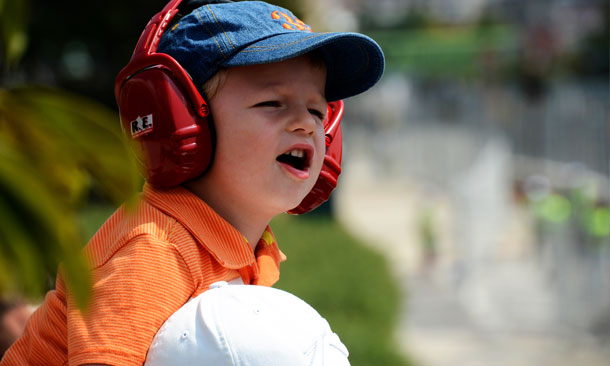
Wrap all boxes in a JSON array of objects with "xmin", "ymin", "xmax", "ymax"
[{"xmin": 192, "ymin": 55, "xmax": 327, "ymax": 217}]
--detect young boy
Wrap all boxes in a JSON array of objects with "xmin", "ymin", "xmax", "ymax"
[{"xmin": 1, "ymin": 0, "xmax": 384, "ymax": 365}]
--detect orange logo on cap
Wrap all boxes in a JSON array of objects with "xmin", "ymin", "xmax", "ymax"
[{"xmin": 271, "ymin": 10, "xmax": 312, "ymax": 32}]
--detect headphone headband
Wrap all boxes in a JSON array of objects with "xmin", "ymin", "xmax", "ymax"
[{"xmin": 136, "ymin": 0, "xmax": 181, "ymax": 56}]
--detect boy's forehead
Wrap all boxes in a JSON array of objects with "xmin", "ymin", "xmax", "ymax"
[{"xmin": 222, "ymin": 56, "xmax": 327, "ymax": 98}]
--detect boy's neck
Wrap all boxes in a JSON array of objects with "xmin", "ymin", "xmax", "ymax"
[{"xmin": 183, "ymin": 181, "xmax": 272, "ymax": 251}]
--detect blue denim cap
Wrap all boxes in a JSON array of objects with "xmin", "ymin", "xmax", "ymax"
[{"xmin": 157, "ymin": 1, "xmax": 385, "ymax": 102}]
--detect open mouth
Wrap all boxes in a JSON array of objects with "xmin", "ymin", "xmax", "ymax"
[{"xmin": 276, "ymin": 148, "xmax": 310, "ymax": 171}]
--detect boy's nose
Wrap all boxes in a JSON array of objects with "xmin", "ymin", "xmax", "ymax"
[{"xmin": 285, "ymin": 106, "xmax": 316, "ymax": 136}]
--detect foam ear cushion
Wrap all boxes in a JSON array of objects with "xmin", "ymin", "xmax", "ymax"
[{"xmin": 118, "ymin": 66, "xmax": 214, "ymax": 187}]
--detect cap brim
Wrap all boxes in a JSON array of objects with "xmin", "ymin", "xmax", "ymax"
[{"xmin": 221, "ymin": 32, "xmax": 385, "ymax": 102}]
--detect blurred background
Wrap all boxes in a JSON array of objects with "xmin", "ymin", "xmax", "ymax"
[
  {"xmin": 328, "ymin": 0, "xmax": 610, "ymax": 365},
  {"xmin": 1, "ymin": 0, "xmax": 608, "ymax": 365}
]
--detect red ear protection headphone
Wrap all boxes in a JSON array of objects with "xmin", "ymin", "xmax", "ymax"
[{"xmin": 114, "ymin": 0, "xmax": 343, "ymax": 215}]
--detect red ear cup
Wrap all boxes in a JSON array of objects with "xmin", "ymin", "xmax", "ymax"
[
  {"xmin": 117, "ymin": 65, "xmax": 213, "ymax": 188},
  {"xmin": 115, "ymin": 0, "xmax": 213, "ymax": 188},
  {"xmin": 288, "ymin": 100, "xmax": 344, "ymax": 215}
]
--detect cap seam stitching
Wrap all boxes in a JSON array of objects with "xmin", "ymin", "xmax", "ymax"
[
  {"xmin": 207, "ymin": 5, "xmax": 236, "ymax": 51},
  {"xmin": 196, "ymin": 8, "xmax": 227, "ymax": 59}
]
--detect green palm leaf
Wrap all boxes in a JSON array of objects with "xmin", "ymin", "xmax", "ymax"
[{"xmin": 0, "ymin": 85, "xmax": 141, "ymax": 307}]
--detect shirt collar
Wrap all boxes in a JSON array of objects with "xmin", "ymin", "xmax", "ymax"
[{"xmin": 142, "ymin": 183, "xmax": 284, "ymax": 270}]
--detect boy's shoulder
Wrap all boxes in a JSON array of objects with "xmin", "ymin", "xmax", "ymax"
[{"xmin": 84, "ymin": 193, "xmax": 190, "ymax": 269}]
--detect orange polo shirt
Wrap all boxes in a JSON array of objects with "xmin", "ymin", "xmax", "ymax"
[{"xmin": 1, "ymin": 184, "xmax": 285, "ymax": 366}]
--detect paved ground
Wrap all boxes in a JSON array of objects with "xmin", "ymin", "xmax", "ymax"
[
  {"xmin": 334, "ymin": 166, "xmax": 610, "ymax": 366},
  {"xmin": 400, "ymin": 274, "xmax": 610, "ymax": 366}
]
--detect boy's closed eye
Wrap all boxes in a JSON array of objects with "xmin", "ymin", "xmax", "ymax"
[
  {"xmin": 308, "ymin": 108, "xmax": 326, "ymax": 121},
  {"xmin": 254, "ymin": 101, "xmax": 281, "ymax": 108},
  {"xmin": 253, "ymin": 101, "xmax": 326, "ymax": 121}
]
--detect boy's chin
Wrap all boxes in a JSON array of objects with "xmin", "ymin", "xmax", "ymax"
[
  {"xmin": 272, "ymin": 197, "xmax": 306, "ymax": 215},
  {"xmin": 282, "ymin": 196, "xmax": 311, "ymax": 214},
  {"xmin": 269, "ymin": 182, "xmax": 318, "ymax": 215}
]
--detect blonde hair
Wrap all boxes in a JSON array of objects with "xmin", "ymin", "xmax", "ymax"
[{"xmin": 201, "ymin": 68, "xmax": 227, "ymax": 101}]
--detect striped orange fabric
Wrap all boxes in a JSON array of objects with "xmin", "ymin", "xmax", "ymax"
[{"xmin": 1, "ymin": 184, "xmax": 285, "ymax": 366}]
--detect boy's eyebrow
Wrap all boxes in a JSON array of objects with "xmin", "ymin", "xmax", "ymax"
[{"xmin": 254, "ymin": 82, "xmax": 327, "ymax": 103}]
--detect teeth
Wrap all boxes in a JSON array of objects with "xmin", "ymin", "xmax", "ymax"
[{"xmin": 287, "ymin": 149, "xmax": 304, "ymax": 158}]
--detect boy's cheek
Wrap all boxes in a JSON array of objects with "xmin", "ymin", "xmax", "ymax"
[{"xmin": 313, "ymin": 153, "xmax": 325, "ymax": 175}]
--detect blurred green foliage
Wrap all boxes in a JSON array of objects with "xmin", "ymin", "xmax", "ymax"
[
  {"xmin": 0, "ymin": 85, "xmax": 141, "ymax": 307},
  {"xmin": 533, "ymin": 194, "xmax": 572, "ymax": 224},
  {"xmin": 363, "ymin": 2, "xmax": 608, "ymax": 81},
  {"xmin": 0, "ymin": 0, "xmax": 141, "ymax": 307},
  {"xmin": 529, "ymin": 186, "xmax": 610, "ymax": 247},
  {"xmin": 0, "ymin": 0, "xmax": 29, "ymax": 68},
  {"xmin": 586, "ymin": 207, "xmax": 610, "ymax": 239},
  {"xmin": 370, "ymin": 25, "xmax": 518, "ymax": 78}
]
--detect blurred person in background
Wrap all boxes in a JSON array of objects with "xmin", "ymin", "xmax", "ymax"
[{"xmin": 0, "ymin": 299, "xmax": 35, "ymax": 359}]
